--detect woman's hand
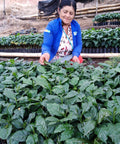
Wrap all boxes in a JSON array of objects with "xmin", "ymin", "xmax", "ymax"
[
  {"xmin": 39, "ymin": 53, "xmax": 50, "ymax": 65},
  {"xmin": 72, "ymin": 56, "xmax": 80, "ymax": 64}
]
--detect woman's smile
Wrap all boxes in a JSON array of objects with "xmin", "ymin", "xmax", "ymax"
[{"xmin": 58, "ymin": 6, "xmax": 75, "ymax": 25}]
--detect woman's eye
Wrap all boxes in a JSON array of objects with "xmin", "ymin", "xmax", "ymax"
[
  {"xmin": 70, "ymin": 12, "xmax": 73, "ymax": 15},
  {"xmin": 63, "ymin": 10, "xmax": 67, "ymax": 14}
]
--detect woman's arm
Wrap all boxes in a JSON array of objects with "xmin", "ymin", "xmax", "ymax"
[
  {"xmin": 72, "ymin": 23, "xmax": 82, "ymax": 57},
  {"xmin": 39, "ymin": 21, "xmax": 54, "ymax": 64},
  {"xmin": 42, "ymin": 23, "xmax": 54, "ymax": 55},
  {"xmin": 39, "ymin": 53, "xmax": 50, "ymax": 65}
]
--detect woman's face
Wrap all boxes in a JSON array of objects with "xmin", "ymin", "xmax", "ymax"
[{"xmin": 58, "ymin": 6, "xmax": 75, "ymax": 25}]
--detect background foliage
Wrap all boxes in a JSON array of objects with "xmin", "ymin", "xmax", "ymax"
[
  {"xmin": 0, "ymin": 27, "xmax": 120, "ymax": 50},
  {"xmin": 93, "ymin": 13, "xmax": 120, "ymax": 23}
]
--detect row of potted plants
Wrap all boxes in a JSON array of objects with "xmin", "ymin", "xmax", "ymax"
[
  {"xmin": 81, "ymin": 27, "xmax": 120, "ymax": 53},
  {"xmin": 0, "ymin": 33, "xmax": 43, "ymax": 48},
  {"xmin": 93, "ymin": 12, "xmax": 120, "ymax": 26},
  {"xmin": 0, "ymin": 27, "xmax": 120, "ymax": 53}
]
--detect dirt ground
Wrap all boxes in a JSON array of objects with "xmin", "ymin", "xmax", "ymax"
[
  {"xmin": 0, "ymin": 0, "xmax": 119, "ymax": 37},
  {"xmin": 0, "ymin": 13, "xmax": 93, "ymax": 37},
  {"xmin": 0, "ymin": 1, "xmax": 91, "ymax": 36}
]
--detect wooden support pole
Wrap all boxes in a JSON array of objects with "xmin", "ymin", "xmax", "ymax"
[
  {"xmin": 0, "ymin": 52, "xmax": 120, "ymax": 58},
  {"xmin": 3, "ymin": 0, "xmax": 6, "ymax": 15},
  {"xmin": 96, "ymin": 0, "xmax": 98, "ymax": 15},
  {"xmin": 76, "ymin": 3, "xmax": 120, "ymax": 12},
  {"xmin": 76, "ymin": 7, "xmax": 120, "ymax": 15},
  {"xmin": 81, "ymin": 53, "xmax": 120, "ymax": 58},
  {"xmin": 0, "ymin": 53, "xmax": 41, "ymax": 57},
  {"xmin": 38, "ymin": 3, "xmax": 120, "ymax": 20}
]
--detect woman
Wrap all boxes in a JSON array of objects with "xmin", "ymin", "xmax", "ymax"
[{"xmin": 39, "ymin": 0, "xmax": 83, "ymax": 65}]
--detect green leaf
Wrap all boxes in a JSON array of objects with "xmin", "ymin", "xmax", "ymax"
[
  {"xmin": 83, "ymin": 120, "xmax": 96, "ymax": 136},
  {"xmin": 12, "ymin": 107, "xmax": 25, "ymax": 119},
  {"xmin": 35, "ymin": 76, "xmax": 51, "ymax": 90},
  {"xmin": 108, "ymin": 123, "xmax": 120, "ymax": 144},
  {"xmin": 64, "ymin": 96, "xmax": 78, "ymax": 105},
  {"xmin": 78, "ymin": 80, "xmax": 91, "ymax": 91},
  {"xmin": 25, "ymin": 124, "xmax": 35, "ymax": 133},
  {"xmin": 52, "ymin": 85, "xmax": 65, "ymax": 95},
  {"xmin": 44, "ymin": 139, "xmax": 54, "ymax": 144},
  {"xmin": 46, "ymin": 94, "xmax": 60, "ymax": 100},
  {"xmin": 114, "ymin": 66, "xmax": 120, "ymax": 73},
  {"xmin": 0, "ymin": 64, "xmax": 4, "ymax": 70},
  {"xmin": 54, "ymin": 124, "xmax": 73, "ymax": 141},
  {"xmin": 27, "ymin": 112, "xmax": 36, "ymax": 123},
  {"xmin": 82, "ymin": 102, "xmax": 92, "ymax": 114},
  {"xmin": 7, "ymin": 104, "xmax": 15, "ymax": 115},
  {"xmin": 114, "ymin": 88, "xmax": 120, "ymax": 95},
  {"xmin": 35, "ymin": 116, "xmax": 47, "ymax": 137},
  {"xmin": 65, "ymin": 138, "xmax": 88, "ymax": 144},
  {"xmin": 86, "ymin": 84, "xmax": 98, "ymax": 94},
  {"xmin": 66, "ymin": 67, "xmax": 74, "ymax": 72},
  {"xmin": 47, "ymin": 103, "xmax": 64, "ymax": 117},
  {"xmin": 60, "ymin": 128, "xmax": 74, "ymax": 141},
  {"xmin": 93, "ymin": 87, "xmax": 105, "ymax": 97},
  {"xmin": 2, "ymin": 79, "xmax": 14, "ymax": 85},
  {"xmin": 46, "ymin": 116, "xmax": 59, "ymax": 125},
  {"xmin": 95, "ymin": 126, "xmax": 108, "ymax": 143},
  {"xmin": 0, "ymin": 125, "xmax": 12, "ymax": 140},
  {"xmin": 26, "ymin": 134, "xmax": 38, "ymax": 144},
  {"xmin": 61, "ymin": 77, "xmax": 69, "ymax": 84},
  {"xmin": 116, "ymin": 96, "xmax": 120, "ymax": 105},
  {"xmin": 106, "ymin": 88, "xmax": 113, "ymax": 99},
  {"xmin": 3, "ymin": 88, "xmax": 16, "ymax": 100},
  {"xmin": 6, "ymin": 67, "xmax": 17, "ymax": 73},
  {"xmin": 98, "ymin": 63, "xmax": 111, "ymax": 68},
  {"xmin": 17, "ymin": 96, "xmax": 29, "ymax": 103},
  {"xmin": 56, "ymin": 68, "xmax": 67, "ymax": 75},
  {"xmin": 69, "ymin": 77, "xmax": 79, "ymax": 86},
  {"xmin": 54, "ymin": 124, "xmax": 72, "ymax": 133},
  {"xmin": 37, "ymin": 65, "xmax": 46, "ymax": 73},
  {"xmin": 60, "ymin": 112, "xmax": 78, "ymax": 122},
  {"xmin": 9, "ymin": 130, "xmax": 28, "ymax": 143},
  {"xmin": 87, "ymin": 96, "xmax": 97, "ymax": 105},
  {"xmin": 98, "ymin": 108, "xmax": 112, "ymax": 124},
  {"xmin": 96, "ymin": 123, "xmax": 120, "ymax": 143},
  {"xmin": 64, "ymin": 90, "xmax": 78, "ymax": 99},
  {"xmin": 22, "ymin": 77, "xmax": 32, "ymax": 85},
  {"xmin": 12, "ymin": 118, "xmax": 23, "ymax": 129},
  {"xmin": 114, "ymin": 76, "xmax": 120, "ymax": 87},
  {"xmin": 9, "ymin": 59, "xmax": 15, "ymax": 64}
]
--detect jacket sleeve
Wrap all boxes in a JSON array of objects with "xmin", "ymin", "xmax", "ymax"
[
  {"xmin": 41, "ymin": 22, "xmax": 53, "ymax": 55},
  {"xmin": 72, "ymin": 23, "xmax": 82, "ymax": 57}
]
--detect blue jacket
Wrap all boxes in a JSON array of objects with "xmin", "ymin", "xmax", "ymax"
[{"xmin": 42, "ymin": 18, "xmax": 82, "ymax": 62}]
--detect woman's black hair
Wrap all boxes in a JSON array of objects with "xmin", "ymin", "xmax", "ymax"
[{"xmin": 58, "ymin": 0, "xmax": 76, "ymax": 13}]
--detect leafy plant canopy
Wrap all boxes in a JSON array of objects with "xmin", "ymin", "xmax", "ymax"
[
  {"xmin": 0, "ymin": 28, "xmax": 120, "ymax": 50},
  {"xmin": 93, "ymin": 13, "xmax": 120, "ymax": 23},
  {"xmin": 0, "ymin": 58, "xmax": 120, "ymax": 143}
]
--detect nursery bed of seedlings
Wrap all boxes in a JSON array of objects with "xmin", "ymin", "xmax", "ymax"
[
  {"xmin": 0, "ymin": 27, "xmax": 120, "ymax": 55},
  {"xmin": 0, "ymin": 58, "xmax": 120, "ymax": 144}
]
